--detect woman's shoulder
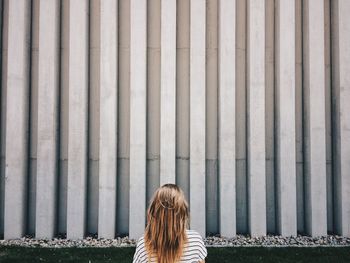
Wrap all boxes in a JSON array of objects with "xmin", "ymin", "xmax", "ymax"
[
  {"xmin": 134, "ymin": 235, "xmax": 146, "ymax": 252},
  {"xmin": 185, "ymin": 229, "xmax": 204, "ymax": 239},
  {"xmin": 133, "ymin": 236, "xmax": 147, "ymax": 263},
  {"xmin": 184, "ymin": 229, "xmax": 208, "ymax": 261},
  {"xmin": 185, "ymin": 229, "xmax": 206, "ymax": 245},
  {"xmin": 135, "ymin": 235, "xmax": 145, "ymax": 247}
]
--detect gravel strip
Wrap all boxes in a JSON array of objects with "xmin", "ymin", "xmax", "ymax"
[
  {"xmin": 204, "ymin": 234, "xmax": 350, "ymax": 247},
  {"xmin": 0, "ymin": 235, "xmax": 134, "ymax": 248},
  {"xmin": 0, "ymin": 234, "xmax": 349, "ymax": 248}
]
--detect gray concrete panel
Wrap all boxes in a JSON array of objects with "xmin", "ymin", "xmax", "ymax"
[
  {"xmin": 332, "ymin": 0, "xmax": 350, "ymax": 237},
  {"xmin": 218, "ymin": 0, "xmax": 236, "ymax": 238},
  {"xmin": 247, "ymin": 0, "xmax": 267, "ymax": 237},
  {"xmin": 190, "ymin": 0, "xmax": 206, "ymax": 237},
  {"xmin": 303, "ymin": 0, "xmax": 327, "ymax": 237},
  {"xmin": 35, "ymin": 0, "xmax": 60, "ymax": 239},
  {"xmin": 129, "ymin": 0, "xmax": 147, "ymax": 240},
  {"xmin": 97, "ymin": 0, "xmax": 118, "ymax": 238},
  {"xmin": 3, "ymin": 0, "xmax": 31, "ymax": 239},
  {"xmin": 66, "ymin": 0, "xmax": 89, "ymax": 239},
  {"xmin": 275, "ymin": 0, "xmax": 297, "ymax": 236},
  {"xmin": 160, "ymin": 0, "xmax": 176, "ymax": 185}
]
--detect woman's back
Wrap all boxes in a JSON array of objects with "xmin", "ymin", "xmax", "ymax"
[{"xmin": 133, "ymin": 229, "xmax": 207, "ymax": 263}]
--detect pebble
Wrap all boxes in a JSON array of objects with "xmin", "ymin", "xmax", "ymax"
[{"xmin": 0, "ymin": 234, "xmax": 349, "ymax": 248}]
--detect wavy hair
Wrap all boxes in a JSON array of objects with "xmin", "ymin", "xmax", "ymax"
[{"xmin": 144, "ymin": 184, "xmax": 189, "ymax": 263}]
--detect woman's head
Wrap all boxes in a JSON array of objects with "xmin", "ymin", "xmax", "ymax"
[{"xmin": 144, "ymin": 184, "xmax": 189, "ymax": 263}]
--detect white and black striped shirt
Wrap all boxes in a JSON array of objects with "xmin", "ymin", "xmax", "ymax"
[{"xmin": 132, "ymin": 229, "xmax": 208, "ymax": 263}]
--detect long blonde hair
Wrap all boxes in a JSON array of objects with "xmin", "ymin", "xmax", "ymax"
[{"xmin": 144, "ymin": 184, "xmax": 189, "ymax": 263}]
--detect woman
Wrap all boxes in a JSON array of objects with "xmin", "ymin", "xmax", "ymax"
[{"xmin": 132, "ymin": 184, "xmax": 207, "ymax": 263}]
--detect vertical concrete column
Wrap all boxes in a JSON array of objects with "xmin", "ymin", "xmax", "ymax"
[
  {"xmin": 129, "ymin": 0, "xmax": 147, "ymax": 239},
  {"xmin": 247, "ymin": 0, "xmax": 266, "ymax": 237},
  {"xmin": 35, "ymin": 0, "xmax": 60, "ymax": 239},
  {"xmin": 332, "ymin": 0, "xmax": 350, "ymax": 237},
  {"xmin": 160, "ymin": 0, "xmax": 176, "ymax": 185},
  {"xmin": 303, "ymin": 0, "xmax": 327, "ymax": 237},
  {"xmin": 98, "ymin": 0, "xmax": 118, "ymax": 239},
  {"xmin": 66, "ymin": 0, "xmax": 89, "ymax": 239},
  {"xmin": 190, "ymin": 0, "xmax": 206, "ymax": 237},
  {"xmin": 218, "ymin": 0, "xmax": 236, "ymax": 238},
  {"xmin": 4, "ymin": 0, "xmax": 31, "ymax": 239},
  {"xmin": 275, "ymin": 0, "xmax": 297, "ymax": 236}
]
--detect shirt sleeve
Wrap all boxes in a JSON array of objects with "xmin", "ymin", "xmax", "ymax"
[
  {"xmin": 132, "ymin": 237, "xmax": 143, "ymax": 263},
  {"xmin": 197, "ymin": 235, "xmax": 208, "ymax": 261}
]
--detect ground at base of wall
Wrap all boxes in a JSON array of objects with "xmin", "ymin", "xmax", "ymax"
[
  {"xmin": 0, "ymin": 247, "xmax": 350, "ymax": 263},
  {"xmin": 1, "ymin": 234, "xmax": 350, "ymax": 248}
]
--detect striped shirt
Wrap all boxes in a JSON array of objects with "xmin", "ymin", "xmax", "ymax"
[{"xmin": 132, "ymin": 229, "xmax": 208, "ymax": 263}]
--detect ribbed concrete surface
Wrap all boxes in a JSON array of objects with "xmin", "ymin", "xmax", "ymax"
[{"xmin": 0, "ymin": 0, "xmax": 349, "ymax": 239}]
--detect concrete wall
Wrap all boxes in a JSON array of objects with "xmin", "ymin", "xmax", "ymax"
[{"xmin": 0, "ymin": 0, "xmax": 349, "ymax": 239}]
